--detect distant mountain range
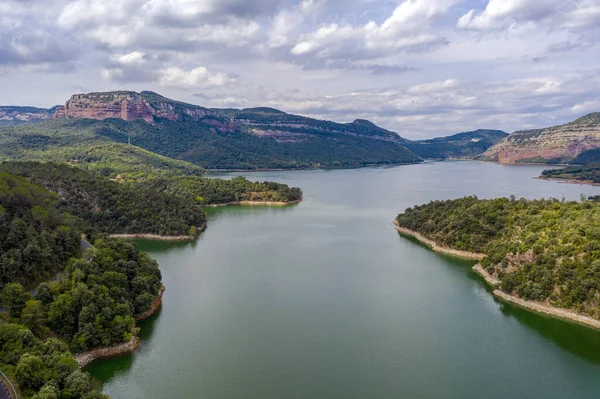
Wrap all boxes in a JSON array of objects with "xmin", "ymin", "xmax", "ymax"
[
  {"xmin": 403, "ymin": 129, "xmax": 508, "ymax": 160},
  {"xmin": 479, "ymin": 113, "xmax": 600, "ymax": 164},
  {"xmin": 0, "ymin": 90, "xmax": 508, "ymax": 170},
  {"xmin": 12, "ymin": 90, "xmax": 587, "ymax": 169},
  {"xmin": 0, "ymin": 106, "xmax": 58, "ymax": 125}
]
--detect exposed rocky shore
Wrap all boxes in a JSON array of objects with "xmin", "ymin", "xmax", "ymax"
[{"xmin": 393, "ymin": 221, "xmax": 485, "ymax": 260}]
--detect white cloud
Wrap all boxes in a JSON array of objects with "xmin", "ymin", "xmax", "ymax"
[
  {"xmin": 457, "ymin": 0, "xmax": 600, "ymax": 31},
  {"xmin": 290, "ymin": 0, "xmax": 461, "ymax": 60},
  {"xmin": 572, "ymin": 100, "xmax": 600, "ymax": 114},
  {"xmin": 159, "ymin": 67, "xmax": 237, "ymax": 88}
]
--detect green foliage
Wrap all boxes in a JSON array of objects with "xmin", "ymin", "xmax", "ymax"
[
  {"xmin": 0, "ymin": 114, "xmax": 421, "ymax": 169},
  {"xmin": 404, "ymin": 130, "xmax": 508, "ymax": 159},
  {"xmin": 541, "ymin": 162, "xmax": 600, "ymax": 183},
  {"xmin": 0, "ymin": 173, "xmax": 81, "ymax": 288},
  {"xmin": 0, "ymin": 322, "xmax": 105, "ymax": 398},
  {"xmin": 0, "ymin": 172, "xmax": 165, "ymax": 398},
  {"xmin": 396, "ymin": 197, "xmax": 600, "ymax": 317},
  {"xmin": 0, "ymin": 162, "xmax": 206, "ymax": 237},
  {"xmin": 16, "ymin": 142, "xmax": 205, "ymax": 180},
  {"xmin": 149, "ymin": 175, "xmax": 302, "ymax": 205}
]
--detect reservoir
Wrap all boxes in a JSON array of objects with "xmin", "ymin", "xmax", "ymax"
[{"xmin": 89, "ymin": 161, "xmax": 600, "ymax": 399}]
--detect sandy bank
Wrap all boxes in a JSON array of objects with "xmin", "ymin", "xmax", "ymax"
[
  {"xmin": 493, "ymin": 290, "xmax": 600, "ymax": 330},
  {"xmin": 535, "ymin": 176, "xmax": 600, "ymax": 186},
  {"xmin": 472, "ymin": 264, "xmax": 500, "ymax": 287},
  {"xmin": 393, "ymin": 221, "xmax": 485, "ymax": 260},
  {"xmin": 108, "ymin": 224, "xmax": 206, "ymax": 241},
  {"xmin": 203, "ymin": 198, "xmax": 302, "ymax": 207},
  {"xmin": 473, "ymin": 264, "xmax": 600, "ymax": 330},
  {"xmin": 74, "ymin": 286, "xmax": 165, "ymax": 368}
]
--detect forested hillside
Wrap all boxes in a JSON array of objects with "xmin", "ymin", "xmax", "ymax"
[
  {"xmin": 0, "ymin": 173, "xmax": 163, "ymax": 398},
  {"xmin": 0, "ymin": 106, "xmax": 422, "ymax": 169},
  {"xmin": 0, "ymin": 162, "xmax": 207, "ymax": 237},
  {"xmin": 404, "ymin": 130, "xmax": 508, "ymax": 159},
  {"xmin": 396, "ymin": 197, "xmax": 600, "ymax": 319}
]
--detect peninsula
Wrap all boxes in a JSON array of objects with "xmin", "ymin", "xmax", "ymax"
[{"xmin": 395, "ymin": 196, "xmax": 600, "ymax": 330}]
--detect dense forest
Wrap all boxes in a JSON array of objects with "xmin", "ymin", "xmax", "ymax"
[
  {"xmin": 149, "ymin": 175, "xmax": 302, "ymax": 205},
  {"xmin": 0, "ymin": 162, "xmax": 207, "ymax": 237},
  {"xmin": 0, "ymin": 117, "xmax": 421, "ymax": 170},
  {"xmin": 1, "ymin": 173, "xmax": 162, "ymax": 398},
  {"xmin": 396, "ymin": 197, "xmax": 600, "ymax": 319}
]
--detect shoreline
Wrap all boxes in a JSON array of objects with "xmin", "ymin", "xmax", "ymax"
[
  {"xmin": 393, "ymin": 221, "xmax": 485, "ymax": 260},
  {"xmin": 395, "ymin": 223, "xmax": 600, "ymax": 331},
  {"xmin": 204, "ymin": 162, "xmax": 422, "ymax": 173},
  {"xmin": 472, "ymin": 266, "xmax": 600, "ymax": 330},
  {"xmin": 75, "ymin": 286, "xmax": 165, "ymax": 368},
  {"xmin": 107, "ymin": 224, "xmax": 207, "ymax": 241},
  {"xmin": 535, "ymin": 176, "xmax": 600, "ymax": 186},
  {"xmin": 203, "ymin": 198, "xmax": 302, "ymax": 207}
]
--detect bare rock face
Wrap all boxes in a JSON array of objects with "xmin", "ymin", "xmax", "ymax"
[
  {"xmin": 480, "ymin": 113, "xmax": 600, "ymax": 163},
  {"xmin": 51, "ymin": 90, "xmax": 411, "ymax": 145},
  {"xmin": 54, "ymin": 91, "xmax": 215, "ymax": 124}
]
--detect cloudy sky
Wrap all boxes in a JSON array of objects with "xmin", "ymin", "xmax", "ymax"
[{"xmin": 2, "ymin": 0, "xmax": 600, "ymax": 138}]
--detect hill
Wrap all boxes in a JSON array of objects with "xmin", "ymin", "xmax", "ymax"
[
  {"xmin": 396, "ymin": 197, "xmax": 600, "ymax": 321},
  {"xmin": 479, "ymin": 113, "xmax": 600, "ymax": 164},
  {"xmin": 404, "ymin": 129, "xmax": 508, "ymax": 159},
  {"xmin": 45, "ymin": 91, "xmax": 423, "ymax": 169},
  {"xmin": 0, "ymin": 106, "xmax": 57, "ymax": 125},
  {"xmin": 0, "ymin": 171, "xmax": 163, "ymax": 398}
]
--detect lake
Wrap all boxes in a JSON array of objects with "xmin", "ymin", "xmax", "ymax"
[{"xmin": 88, "ymin": 161, "xmax": 600, "ymax": 399}]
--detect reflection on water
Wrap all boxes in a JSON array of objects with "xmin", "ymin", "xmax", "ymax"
[{"xmin": 498, "ymin": 300, "xmax": 600, "ymax": 365}]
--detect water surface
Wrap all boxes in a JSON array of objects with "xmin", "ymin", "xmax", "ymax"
[{"xmin": 89, "ymin": 162, "xmax": 600, "ymax": 399}]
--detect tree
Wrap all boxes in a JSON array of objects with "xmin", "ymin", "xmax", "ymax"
[
  {"xmin": 15, "ymin": 354, "xmax": 45, "ymax": 391},
  {"xmin": 31, "ymin": 383, "xmax": 59, "ymax": 399},
  {"xmin": 21, "ymin": 299, "xmax": 48, "ymax": 337},
  {"xmin": 62, "ymin": 370, "xmax": 92, "ymax": 399},
  {"xmin": 2, "ymin": 283, "xmax": 31, "ymax": 319}
]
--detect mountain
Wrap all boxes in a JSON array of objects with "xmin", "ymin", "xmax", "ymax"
[
  {"xmin": 4, "ymin": 90, "xmax": 421, "ymax": 169},
  {"xmin": 403, "ymin": 129, "xmax": 508, "ymax": 159},
  {"xmin": 0, "ymin": 106, "xmax": 57, "ymax": 125},
  {"xmin": 479, "ymin": 113, "xmax": 600, "ymax": 164}
]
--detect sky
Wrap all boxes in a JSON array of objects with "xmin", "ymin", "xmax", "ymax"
[{"xmin": 1, "ymin": 0, "xmax": 600, "ymax": 139}]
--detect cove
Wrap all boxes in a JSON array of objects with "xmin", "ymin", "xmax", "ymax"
[{"xmin": 88, "ymin": 161, "xmax": 600, "ymax": 399}]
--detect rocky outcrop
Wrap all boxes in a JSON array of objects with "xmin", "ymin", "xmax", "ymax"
[
  {"xmin": 74, "ymin": 334, "xmax": 141, "ymax": 368},
  {"xmin": 52, "ymin": 91, "xmax": 414, "ymax": 145},
  {"xmin": 480, "ymin": 113, "xmax": 600, "ymax": 163},
  {"xmin": 54, "ymin": 91, "xmax": 217, "ymax": 124}
]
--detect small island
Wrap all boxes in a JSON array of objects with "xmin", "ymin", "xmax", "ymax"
[{"xmin": 395, "ymin": 196, "xmax": 600, "ymax": 330}]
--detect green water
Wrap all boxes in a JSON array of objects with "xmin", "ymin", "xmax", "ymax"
[{"xmin": 88, "ymin": 162, "xmax": 600, "ymax": 398}]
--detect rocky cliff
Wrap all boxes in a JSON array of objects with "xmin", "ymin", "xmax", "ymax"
[
  {"xmin": 53, "ymin": 91, "xmax": 407, "ymax": 144},
  {"xmin": 480, "ymin": 113, "xmax": 600, "ymax": 163},
  {"xmin": 55, "ymin": 91, "xmax": 216, "ymax": 124}
]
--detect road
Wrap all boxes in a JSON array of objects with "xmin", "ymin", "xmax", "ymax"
[{"xmin": 0, "ymin": 379, "xmax": 12, "ymax": 399}]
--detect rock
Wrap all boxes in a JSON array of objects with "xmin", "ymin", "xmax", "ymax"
[
  {"xmin": 54, "ymin": 91, "xmax": 217, "ymax": 125},
  {"xmin": 480, "ymin": 113, "xmax": 600, "ymax": 163}
]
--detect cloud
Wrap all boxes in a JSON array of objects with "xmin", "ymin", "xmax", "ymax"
[
  {"xmin": 457, "ymin": 0, "xmax": 600, "ymax": 31},
  {"xmin": 158, "ymin": 67, "xmax": 237, "ymax": 88},
  {"xmin": 290, "ymin": 0, "xmax": 461, "ymax": 60},
  {"xmin": 572, "ymin": 100, "xmax": 600, "ymax": 114}
]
